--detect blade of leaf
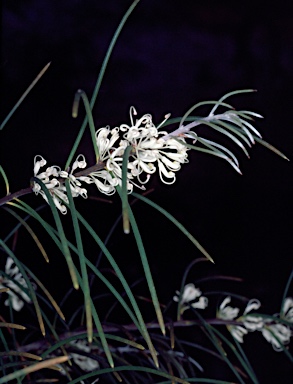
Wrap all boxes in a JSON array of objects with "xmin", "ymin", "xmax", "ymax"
[
  {"xmin": 0, "ymin": 165, "xmax": 9, "ymax": 194},
  {"xmin": 132, "ymin": 193, "xmax": 214, "ymax": 263},
  {"xmin": 22, "ymin": 263, "xmax": 65, "ymax": 321},
  {"xmin": 0, "ymin": 240, "xmax": 45, "ymax": 336},
  {"xmin": 0, "ymin": 356, "xmax": 69, "ymax": 384},
  {"xmin": 3, "ymin": 206, "xmax": 49, "ymax": 263},
  {"xmin": 0, "ymin": 63, "xmax": 51, "ymax": 131},
  {"xmin": 209, "ymin": 89, "xmax": 256, "ymax": 116},
  {"xmin": 121, "ymin": 145, "xmax": 132, "ymax": 234},
  {"xmin": 31, "ymin": 177, "xmax": 78, "ymax": 289},
  {"xmin": 65, "ymin": 179, "xmax": 93, "ymax": 342},
  {"xmin": 72, "ymin": 90, "xmax": 100, "ymax": 162},
  {"xmin": 68, "ymin": 365, "xmax": 190, "ymax": 384},
  {"xmin": 120, "ymin": 195, "xmax": 166, "ymax": 337},
  {"xmin": 65, "ymin": 0, "xmax": 141, "ymax": 168},
  {"xmin": 76, "ymin": 210, "xmax": 159, "ymax": 368}
]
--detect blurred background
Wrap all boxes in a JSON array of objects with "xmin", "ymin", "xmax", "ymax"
[{"xmin": 1, "ymin": 1, "xmax": 292, "ymax": 382}]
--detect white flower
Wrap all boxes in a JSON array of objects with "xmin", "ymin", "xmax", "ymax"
[
  {"xmin": 173, "ymin": 283, "xmax": 208, "ymax": 314},
  {"xmin": 120, "ymin": 108, "xmax": 188, "ymax": 186},
  {"xmin": 217, "ymin": 297, "xmax": 240, "ymax": 321},
  {"xmin": 240, "ymin": 299, "xmax": 264, "ymax": 331},
  {"xmin": 261, "ymin": 321, "xmax": 292, "ymax": 352},
  {"xmin": 217, "ymin": 297, "xmax": 263, "ymax": 343},
  {"xmin": 90, "ymin": 127, "xmax": 133, "ymax": 194},
  {"xmin": 0, "ymin": 257, "xmax": 31, "ymax": 311},
  {"xmin": 32, "ymin": 155, "xmax": 88, "ymax": 214},
  {"xmin": 281, "ymin": 297, "xmax": 293, "ymax": 323},
  {"xmin": 70, "ymin": 340, "xmax": 100, "ymax": 372}
]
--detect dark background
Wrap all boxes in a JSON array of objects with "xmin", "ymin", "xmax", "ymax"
[{"xmin": 1, "ymin": 1, "xmax": 292, "ymax": 382}]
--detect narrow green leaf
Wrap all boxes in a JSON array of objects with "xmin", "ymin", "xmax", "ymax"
[
  {"xmin": 0, "ymin": 356, "xmax": 69, "ymax": 384},
  {"xmin": 65, "ymin": 179, "xmax": 93, "ymax": 342},
  {"xmin": 31, "ymin": 177, "xmax": 79, "ymax": 289},
  {"xmin": 65, "ymin": 0, "xmax": 141, "ymax": 169},
  {"xmin": 0, "ymin": 63, "xmax": 51, "ymax": 131},
  {"xmin": 180, "ymin": 101, "xmax": 233, "ymax": 128},
  {"xmin": 22, "ymin": 264, "xmax": 65, "ymax": 321},
  {"xmin": 68, "ymin": 365, "xmax": 190, "ymax": 384},
  {"xmin": 211, "ymin": 326, "xmax": 259, "ymax": 383},
  {"xmin": 209, "ymin": 89, "xmax": 256, "ymax": 116},
  {"xmin": 132, "ymin": 193, "xmax": 214, "ymax": 263},
  {"xmin": 253, "ymin": 136, "xmax": 290, "ymax": 160},
  {"xmin": 0, "ymin": 322, "xmax": 26, "ymax": 330},
  {"xmin": 0, "ymin": 165, "xmax": 9, "ymax": 194},
  {"xmin": 3, "ymin": 206, "xmax": 49, "ymax": 263},
  {"xmin": 42, "ymin": 332, "xmax": 144, "ymax": 360},
  {"xmin": 121, "ymin": 145, "xmax": 132, "ymax": 234},
  {"xmin": 120, "ymin": 196, "xmax": 166, "ymax": 337},
  {"xmin": 76, "ymin": 211, "xmax": 159, "ymax": 368},
  {"xmin": 72, "ymin": 90, "xmax": 100, "ymax": 162},
  {"xmin": 192, "ymin": 310, "xmax": 247, "ymax": 384},
  {"xmin": 0, "ymin": 241, "xmax": 45, "ymax": 336}
]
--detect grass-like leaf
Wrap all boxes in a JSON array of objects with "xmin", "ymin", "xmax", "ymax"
[
  {"xmin": 72, "ymin": 90, "xmax": 100, "ymax": 162},
  {"xmin": 0, "ymin": 322, "xmax": 26, "ymax": 330},
  {"xmin": 65, "ymin": 0, "xmax": 141, "ymax": 169},
  {"xmin": 0, "ymin": 63, "xmax": 51, "ymax": 131},
  {"xmin": 209, "ymin": 89, "xmax": 256, "ymax": 116},
  {"xmin": 3, "ymin": 206, "xmax": 49, "ymax": 263},
  {"xmin": 127, "ymin": 203, "xmax": 165, "ymax": 336},
  {"xmin": 0, "ymin": 165, "xmax": 9, "ymax": 195},
  {"xmin": 65, "ymin": 179, "xmax": 93, "ymax": 343},
  {"xmin": 0, "ymin": 240, "xmax": 45, "ymax": 336},
  {"xmin": 68, "ymin": 365, "xmax": 190, "ymax": 384},
  {"xmin": 22, "ymin": 264, "xmax": 65, "ymax": 321},
  {"xmin": 132, "ymin": 193, "xmax": 214, "ymax": 263},
  {"xmin": 121, "ymin": 145, "xmax": 132, "ymax": 234},
  {"xmin": 31, "ymin": 177, "xmax": 79, "ymax": 289},
  {"xmin": 0, "ymin": 355, "xmax": 69, "ymax": 384},
  {"xmin": 76, "ymin": 210, "xmax": 159, "ymax": 368}
]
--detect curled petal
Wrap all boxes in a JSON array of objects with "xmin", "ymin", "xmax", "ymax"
[
  {"xmin": 262, "ymin": 323, "xmax": 292, "ymax": 351},
  {"xmin": 282, "ymin": 297, "xmax": 293, "ymax": 322},
  {"xmin": 218, "ymin": 297, "xmax": 240, "ymax": 320},
  {"xmin": 191, "ymin": 296, "xmax": 208, "ymax": 309},
  {"xmin": 33, "ymin": 155, "xmax": 47, "ymax": 175},
  {"xmin": 229, "ymin": 324, "xmax": 248, "ymax": 343},
  {"xmin": 244, "ymin": 298, "xmax": 261, "ymax": 315},
  {"xmin": 158, "ymin": 160, "xmax": 176, "ymax": 184},
  {"xmin": 72, "ymin": 154, "xmax": 87, "ymax": 172}
]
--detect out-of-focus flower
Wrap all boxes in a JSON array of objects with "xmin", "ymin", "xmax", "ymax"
[
  {"xmin": 281, "ymin": 297, "xmax": 293, "ymax": 323},
  {"xmin": 173, "ymin": 283, "xmax": 208, "ymax": 314},
  {"xmin": 239, "ymin": 299, "xmax": 264, "ymax": 331},
  {"xmin": 217, "ymin": 297, "xmax": 263, "ymax": 343},
  {"xmin": 70, "ymin": 340, "xmax": 100, "ymax": 372},
  {"xmin": 0, "ymin": 257, "xmax": 31, "ymax": 311},
  {"xmin": 217, "ymin": 296, "xmax": 239, "ymax": 320},
  {"xmin": 261, "ymin": 321, "xmax": 292, "ymax": 352}
]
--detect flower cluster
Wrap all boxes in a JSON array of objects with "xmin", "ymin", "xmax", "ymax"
[
  {"xmin": 32, "ymin": 108, "xmax": 188, "ymax": 212},
  {"xmin": 0, "ymin": 257, "xmax": 31, "ymax": 311},
  {"xmin": 173, "ymin": 283, "xmax": 208, "ymax": 315},
  {"xmin": 217, "ymin": 296, "xmax": 293, "ymax": 351},
  {"xmin": 173, "ymin": 286, "xmax": 292, "ymax": 352}
]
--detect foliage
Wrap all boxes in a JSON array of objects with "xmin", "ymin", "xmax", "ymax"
[{"xmin": 0, "ymin": 1, "xmax": 292, "ymax": 383}]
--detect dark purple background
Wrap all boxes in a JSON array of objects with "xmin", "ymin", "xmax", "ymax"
[{"xmin": 1, "ymin": 1, "xmax": 293, "ymax": 382}]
